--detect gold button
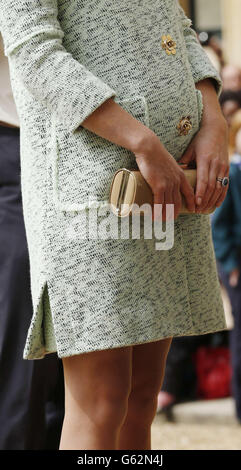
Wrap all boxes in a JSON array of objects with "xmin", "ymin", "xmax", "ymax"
[
  {"xmin": 161, "ymin": 34, "xmax": 177, "ymax": 55},
  {"xmin": 177, "ymin": 116, "xmax": 192, "ymax": 136}
]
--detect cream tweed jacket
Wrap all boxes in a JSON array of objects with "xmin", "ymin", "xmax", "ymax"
[{"xmin": 0, "ymin": 0, "xmax": 227, "ymax": 359}]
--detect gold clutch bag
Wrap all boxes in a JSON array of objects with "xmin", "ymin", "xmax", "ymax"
[{"xmin": 109, "ymin": 164, "xmax": 215, "ymax": 217}]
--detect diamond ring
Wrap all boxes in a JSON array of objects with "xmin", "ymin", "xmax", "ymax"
[{"xmin": 216, "ymin": 176, "xmax": 229, "ymax": 187}]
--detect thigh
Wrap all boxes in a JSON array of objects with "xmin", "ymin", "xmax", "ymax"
[
  {"xmin": 62, "ymin": 346, "xmax": 133, "ymax": 406},
  {"xmin": 131, "ymin": 338, "xmax": 173, "ymax": 394}
]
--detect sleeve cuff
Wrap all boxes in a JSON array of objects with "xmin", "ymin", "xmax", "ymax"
[
  {"xmin": 193, "ymin": 70, "xmax": 223, "ymax": 99},
  {"xmin": 67, "ymin": 84, "xmax": 117, "ymax": 134},
  {"xmin": 188, "ymin": 46, "xmax": 223, "ymax": 98}
]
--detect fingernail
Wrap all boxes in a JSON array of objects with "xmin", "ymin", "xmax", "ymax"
[{"xmin": 197, "ymin": 197, "xmax": 202, "ymax": 206}]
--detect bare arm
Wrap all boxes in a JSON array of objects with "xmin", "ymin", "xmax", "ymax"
[
  {"xmin": 195, "ymin": 78, "xmax": 224, "ymax": 127},
  {"xmin": 81, "ymin": 97, "xmax": 153, "ymax": 154}
]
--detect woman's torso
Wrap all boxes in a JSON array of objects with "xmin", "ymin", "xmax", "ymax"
[{"xmin": 8, "ymin": 0, "xmax": 203, "ymax": 209}]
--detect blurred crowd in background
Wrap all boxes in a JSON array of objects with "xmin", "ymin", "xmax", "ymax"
[{"xmin": 1, "ymin": 27, "xmax": 241, "ymax": 450}]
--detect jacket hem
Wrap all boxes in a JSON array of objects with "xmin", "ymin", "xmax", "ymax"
[{"xmin": 23, "ymin": 322, "xmax": 229, "ymax": 360}]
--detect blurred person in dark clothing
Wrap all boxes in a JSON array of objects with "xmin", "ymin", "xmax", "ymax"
[
  {"xmin": 212, "ymin": 123, "xmax": 241, "ymax": 423},
  {"xmin": 0, "ymin": 32, "xmax": 64, "ymax": 449}
]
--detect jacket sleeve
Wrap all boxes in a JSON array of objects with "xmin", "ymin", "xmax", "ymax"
[
  {"xmin": 0, "ymin": 0, "xmax": 117, "ymax": 133},
  {"xmin": 176, "ymin": 1, "xmax": 222, "ymax": 97}
]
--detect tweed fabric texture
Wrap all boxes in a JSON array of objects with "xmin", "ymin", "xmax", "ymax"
[{"xmin": 0, "ymin": 0, "xmax": 227, "ymax": 359}]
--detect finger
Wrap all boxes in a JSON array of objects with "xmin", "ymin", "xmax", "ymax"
[
  {"xmin": 195, "ymin": 158, "xmax": 211, "ymax": 207},
  {"xmin": 205, "ymin": 185, "xmax": 224, "ymax": 211},
  {"xmin": 153, "ymin": 190, "xmax": 164, "ymax": 221},
  {"xmin": 161, "ymin": 192, "xmax": 166, "ymax": 222},
  {"xmin": 162, "ymin": 188, "xmax": 173, "ymax": 222},
  {"xmin": 197, "ymin": 157, "xmax": 221, "ymax": 211},
  {"xmin": 203, "ymin": 165, "xmax": 229, "ymax": 210},
  {"xmin": 180, "ymin": 176, "xmax": 195, "ymax": 213},
  {"xmin": 215, "ymin": 186, "xmax": 229, "ymax": 208},
  {"xmin": 215, "ymin": 174, "xmax": 229, "ymax": 207},
  {"xmin": 172, "ymin": 185, "xmax": 182, "ymax": 219},
  {"xmin": 206, "ymin": 178, "xmax": 227, "ymax": 210}
]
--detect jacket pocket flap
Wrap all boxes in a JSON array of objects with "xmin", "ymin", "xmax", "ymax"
[{"xmin": 51, "ymin": 95, "xmax": 149, "ymax": 212}]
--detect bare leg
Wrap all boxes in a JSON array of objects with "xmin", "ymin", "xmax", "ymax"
[
  {"xmin": 60, "ymin": 346, "xmax": 133, "ymax": 450},
  {"xmin": 118, "ymin": 337, "xmax": 173, "ymax": 450}
]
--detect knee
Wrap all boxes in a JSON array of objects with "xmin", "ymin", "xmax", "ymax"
[
  {"xmin": 127, "ymin": 380, "xmax": 161, "ymax": 425},
  {"xmin": 66, "ymin": 381, "xmax": 131, "ymax": 432},
  {"xmin": 95, "ymin": 390, "xmax": 129, "ymax": 429}
]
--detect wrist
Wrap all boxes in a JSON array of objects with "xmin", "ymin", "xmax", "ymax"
[
  {"xmin": 201, "ymin": 111, "xmax": 227, "ymax": 132},
  {"xmin": 131, "ymin": 128, "xmax": 159, "ymax": 155}
]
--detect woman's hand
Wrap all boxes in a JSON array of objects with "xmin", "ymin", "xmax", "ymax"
[
  {"xmin": 179, "ymin": 117, "xmax": 229, "ymax": 212},
  {"xmin": 134, "ymin": 131, "xmax": 196, "ymax": 221},
  {"xmin": 178, "ymin": 79, "xmax": 230, "ymax": 212}
]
